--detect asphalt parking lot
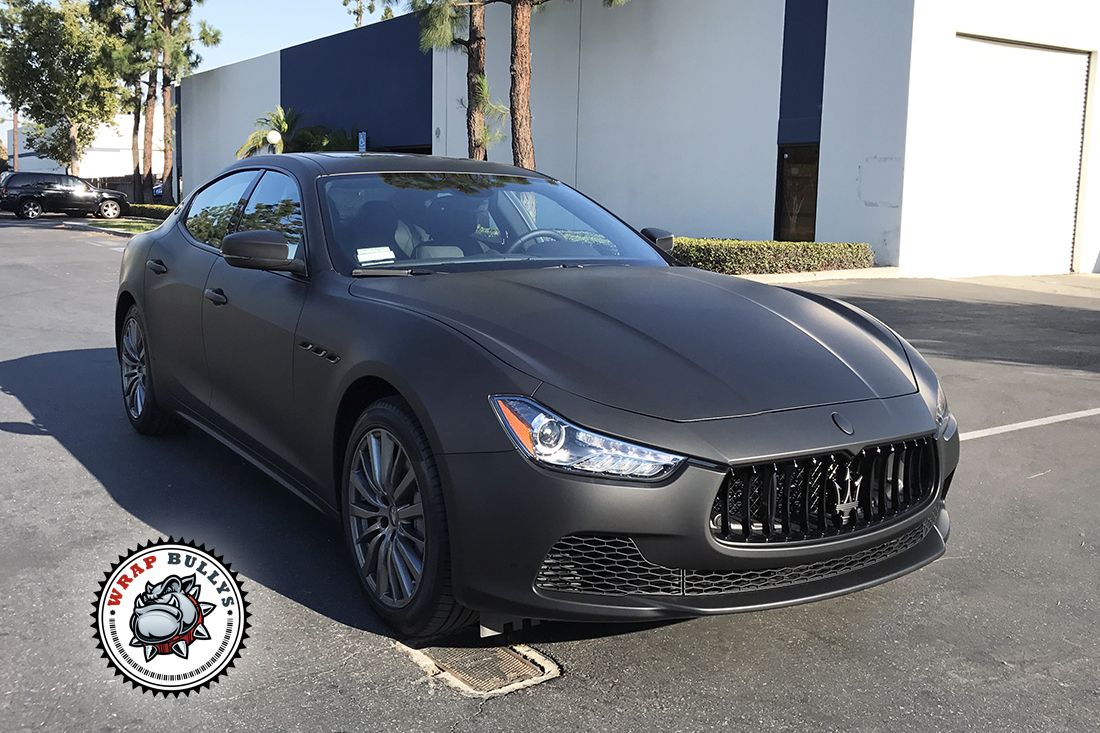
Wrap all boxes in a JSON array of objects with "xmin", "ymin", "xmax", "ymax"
[{"xmin": 2, "ymin": 215, "xmax": 1099, "ymax": 732}]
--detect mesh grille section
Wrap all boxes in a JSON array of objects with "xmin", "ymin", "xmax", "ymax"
[
  {"xmin": 534, "ymin": 520, "xmax": 933, "ymax": 597},
  {"xmin": 534, "ymin": 536, "xmax": 681, "ymax": 595},
  {"xmin": 684, "ymin": 518, "xmax": 933, "ymax": 594}
]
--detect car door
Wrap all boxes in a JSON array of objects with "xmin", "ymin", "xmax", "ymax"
[
  {"xmin": 201, "ymin": 169, "xmax": 309, "ymax": 469},
  {"xmin": 39, "ymin": 175, "xmax": 68, "ymax": 212},
  {"xmin": 63, "ymin": 176, "xmax": 98, "ymax": 213},
  {"xmin": 143, "ymin": 170, "xmax": 259, "ymax": 414}
]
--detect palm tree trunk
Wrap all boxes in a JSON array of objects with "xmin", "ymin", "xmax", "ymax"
[
  {"xmin": 509, "ymin": 0, "xmax": 535, "ymax": 170},
  {"xmin": 68, "ymin": 120, "xmax": 80, "ymax": 177},
  {"xmin": 131, "ymin": 84, "xmax": 143, "ymax": 204},
  {"xmin": 467, "ymin": 4, "xmax": 487, "ymax": 160},
  {"xmin": 161, "ymin": 63, "xmax": 175, "ymax": 203},
  {"xmin": 142, "ymin": 63, "xmax": 157, "ymax": 202}
]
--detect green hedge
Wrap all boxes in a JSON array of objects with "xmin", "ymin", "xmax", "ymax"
[
  {"xmin": 672, "ymin": 238, "xmax": 873, "ymax": 275},
  {"xmin": 128, "ymin": 203, "xmax": 176, "ymax": 220}
]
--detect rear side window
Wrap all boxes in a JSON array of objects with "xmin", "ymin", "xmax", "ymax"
[
  {"xmin": 237, "ymin": 171, "xmax": 304, "ymax": 259},
  {"xmin": 185, "ymin": 171, "xmax": 258, "ymax": 248}
]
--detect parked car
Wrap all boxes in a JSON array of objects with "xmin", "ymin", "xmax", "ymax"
[
  {"xmin": 116, "ymin": 153, "xmax": 959, "ymax": 638},
  {"xmin": 1, "ymin": 171, "xmax": 130, "ymax": 219}
]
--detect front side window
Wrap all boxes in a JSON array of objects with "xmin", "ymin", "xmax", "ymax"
[
  {"xmin": 238, "ymin": 170, "xmax": 304, "ymax": 259},
  {"xmin": 320, "ymin": 173, "xmax": 666, "ymax": 274},
  {"xmin": 185, "ymin": 171, "xmax": 258, "ymax": 248}
]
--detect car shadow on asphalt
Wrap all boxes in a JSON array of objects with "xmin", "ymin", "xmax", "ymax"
[
  {"xmin": 0, "ymin": 212, "xmax": 90, "ymax": 229},
  {"xmin": 824, "ymin": 293, "xmax": 1100, "ymax": 374},
  {"xmin": 0, "ymin": 345, "xmax": 693, "ymax": 648},
  {"xmin": 0, "ymin": 346, "xmax": 392, "ymax": 638}
]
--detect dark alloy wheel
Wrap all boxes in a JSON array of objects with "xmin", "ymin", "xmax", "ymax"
[
  {"xmin": 342, "ymin": 397, "xmax": 475, "ymax": 637},
  {"xmin": 18, "ymin": 199, "xmax": 42, "ymax": 220},
  {"xmin": 98, "ymin": 200, "xmax": 122, "ymax": 219},
  {"xmin": 119, "ymin": 305, "xmax": 181, "ymax": 435}
]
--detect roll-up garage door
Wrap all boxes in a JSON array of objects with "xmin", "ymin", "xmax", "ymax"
[{"xmin": 950, "ymin": 36, "xmax": 1088, "ymax": 276}]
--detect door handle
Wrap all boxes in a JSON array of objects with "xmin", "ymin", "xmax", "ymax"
[
  {"xmin": 146, "ymin": 259, "xmax": 167, "ymax": 275},
  {"xmin": 204, "ymin": 288, "xmax": 227, "ymax": 306}
]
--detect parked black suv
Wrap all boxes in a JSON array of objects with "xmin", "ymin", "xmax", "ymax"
[{"xmin": 0, "ymin": 172, "xmax": 130, "ymax": 220}]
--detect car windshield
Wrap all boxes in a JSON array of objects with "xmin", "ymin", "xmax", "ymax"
[{"xmin": 320, "ymin": 172, "xmax": 668, "ymax": 274}]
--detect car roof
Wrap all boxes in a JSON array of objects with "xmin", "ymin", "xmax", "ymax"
[{"xmin": 224, "ymin": 152, "xmax": 552, "ymax": 181}]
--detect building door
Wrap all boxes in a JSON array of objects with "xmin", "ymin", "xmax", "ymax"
[{"xmin": 949, "ymin": 36, "xmax": 1088, "ymax": 276}]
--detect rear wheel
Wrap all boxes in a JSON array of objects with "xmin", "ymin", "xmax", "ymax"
[
  {"xmin": 98, "ymin": 200, "xmax": 121, "ymax": 219},
  {"xmin": 119, "ymin": 304, "xmax": 181, "ymax": 435},
  {"xmin": 342, "ymin": 397, "xmax": 474, "ymax": 638},
  {"xmin": 17, "ymin": 199, "xmax": 42, "ymax": 220}
]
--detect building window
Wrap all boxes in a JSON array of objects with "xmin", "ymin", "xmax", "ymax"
[{"xmin": 774, "ymin": 144, "xmax": 819, "ymax": 242}]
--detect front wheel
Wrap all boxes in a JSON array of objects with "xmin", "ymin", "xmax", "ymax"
[
  {"xmin": 119, "ymin": 304, "xmax": 181, "ymax": 435},
  {"xmin": 98, "ymin": 200, "xmax": 121, "ymax": 219},
  {"xmin": 342, "ymin": 397, "xmax": 474, "ymax": 638}
]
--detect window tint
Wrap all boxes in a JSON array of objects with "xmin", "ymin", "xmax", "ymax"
[
  {"xmin": 185, "ymin": 171, "xmax": 258, "ymax": 248},
  {"xmin": 238, "ymin": 171, "xmax": 304, "ymax": 259},
  {"xmin": 320, "ymin": 173, "xmax": 667, "ymax": 274}
]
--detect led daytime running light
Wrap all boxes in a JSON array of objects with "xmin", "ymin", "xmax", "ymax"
[{"xmin": 491, "ymin": 396, "xmax": 684, "ymax": 480}]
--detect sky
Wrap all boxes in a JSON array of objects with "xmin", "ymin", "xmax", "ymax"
[
  {"xmin": 2, "ymin": 1, "xmax": 398, "ymax": 143},
  {"xmin": 191, "ymin": 0, "xmax": 397, "ymax": 73}
]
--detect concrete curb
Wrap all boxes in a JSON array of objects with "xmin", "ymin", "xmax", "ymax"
[
  {"xmin": 738, "ymin": 267, "xmax": 900, "ymax": 284},
  {"xmin": 60, "ymin": 222, "xmax": 135, "ymax": 238}
]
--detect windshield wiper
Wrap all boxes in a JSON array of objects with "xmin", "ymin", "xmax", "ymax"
[{"xmin": 352, "ymin": 267, "xmax": 440, "ymax": 277}]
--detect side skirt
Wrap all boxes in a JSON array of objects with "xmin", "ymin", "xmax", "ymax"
[{"xmin": 174, "ymin": 409, "xmax": 341, "ymax": 522}]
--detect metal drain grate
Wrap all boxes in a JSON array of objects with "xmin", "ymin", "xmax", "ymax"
[{"xmin": 397, "ymin": 642, "xmax": 559, "ymax": 697}]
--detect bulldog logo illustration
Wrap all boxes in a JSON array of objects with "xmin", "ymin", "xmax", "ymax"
[
  {"xmin": 93, "ymin": 538, "xmax": 249, "ymax": 696},
  {"xmin": 129, "ymin": 574, "xmax": 217, "ymax": 662}
]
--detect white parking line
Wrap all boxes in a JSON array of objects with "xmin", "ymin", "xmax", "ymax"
[{"xmin": 959, "ymin": 407, "xmax": 1100, "ymax": 442}]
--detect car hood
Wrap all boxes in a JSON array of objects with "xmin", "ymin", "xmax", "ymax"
[{"xmin": 349, "ymin": 266, "xmax": 916, "ymax": 421}]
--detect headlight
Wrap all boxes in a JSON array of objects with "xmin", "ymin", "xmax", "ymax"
[
  {"xmin": 935, "ymin": 383, "xmax": 950, "ymax": 432},
  {"xmin": 491, "ymin": 396, "xmax": 685, "ymax": 480}
]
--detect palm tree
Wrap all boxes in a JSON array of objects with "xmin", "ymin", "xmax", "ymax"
[{"xmin": 236, "ymin": 106, "xmax": 304, "ymax": 158}]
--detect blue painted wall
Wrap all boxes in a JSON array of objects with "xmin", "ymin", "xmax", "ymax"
[
  {"xmin": 280, "ymin": 13, "xmax": 431, "ymax": 150},
  {"xmin": 778, "ymin": 0, "xmax": 829, "ymax": 145}
]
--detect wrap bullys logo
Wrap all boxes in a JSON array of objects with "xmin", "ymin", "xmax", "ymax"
[{"xmin": 92, "ymin": 538, "xmax": 249, "ymax": 696}]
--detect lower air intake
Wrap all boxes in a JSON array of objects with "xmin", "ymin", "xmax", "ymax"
[{"xmin": 534, "ymin": 520, "xmax": 933, "ymax": 597}]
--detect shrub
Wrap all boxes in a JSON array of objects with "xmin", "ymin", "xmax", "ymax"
[
  {"xmin": 671, "ymin": 238, "xmax": 873, "ymax": 275},
  {"xmin": 128, "ymin": 203, "xmax": 176, "ymax": 220}
]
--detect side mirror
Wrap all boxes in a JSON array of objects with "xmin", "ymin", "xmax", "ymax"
[
  {"xmin": 222, "ymin": 230, "xmax": 306, "ymax": 275},
  {"xmin": 641, "ymin": 227, "xmax": 675, "ymax": 253}
]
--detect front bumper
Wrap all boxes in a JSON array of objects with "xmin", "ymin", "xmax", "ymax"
[{"xmin": 437, "ymin": 392, "xmax": 958, "ymax": 623}]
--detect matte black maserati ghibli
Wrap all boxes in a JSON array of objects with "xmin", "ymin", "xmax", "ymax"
[{"xmin": 116, "ymin": 153, "xmax": 959, "ymax": 638}]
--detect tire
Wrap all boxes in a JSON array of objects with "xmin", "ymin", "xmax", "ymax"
[
  {"xmin": 17, "ymin": 199, "xmax": 42, "ymax": 220},
  {"xmin": 98, "ymin": 200, "xmax": 122, "ymax": 219},
  {"xmin": 342, "ymin": 397, "xmax": 475, "ymax": 638},
  {"xmin": 119, "ymin": 304, "xmax": 182, "ymax": 436}
]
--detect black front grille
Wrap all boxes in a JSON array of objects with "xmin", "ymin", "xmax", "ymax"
[
  {"xmin": 534, "ymin": 519, "xmax": 934, "ymax": 597},
  {"xmin": 710, "ymin": 436, "xmax": 937, "ymax": 544}
]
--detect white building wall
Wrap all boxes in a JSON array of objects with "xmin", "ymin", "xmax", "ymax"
[
  {"xmin": 816, "ymin": 0, "xmax": 916, "ymax": 266},
  {"xmin": 434, "ymin": 0, "xmax": 784, "ymax": 240},
  {"xmin": 180, "ymin": 51, "xmax": 281, "ymax": 197},
  {"xmin": 5, "ymin": 114, "xmax": 164, "ymax": 179},
  {"xmin": 900, "ymin": 0, "xmax": 1100, "ymax": 276}
]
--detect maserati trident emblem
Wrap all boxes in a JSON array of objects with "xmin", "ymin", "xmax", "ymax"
[{"xmin": 829, "ymin": 464, "xmax": 862, "ymax": 525}]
